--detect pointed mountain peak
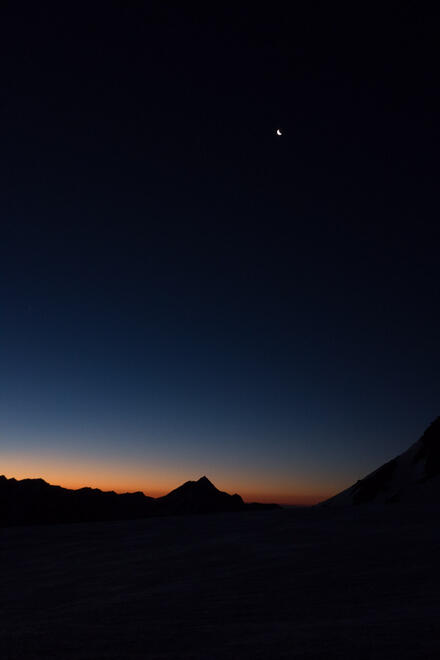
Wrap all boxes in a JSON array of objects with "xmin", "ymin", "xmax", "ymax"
[
  {"xmin": 197, "ymin": 476, "xmax": 216, "ymax": 488},
  {"xmin": 164, "ymin": 476, "xmax": 218, "ymax": 496}
]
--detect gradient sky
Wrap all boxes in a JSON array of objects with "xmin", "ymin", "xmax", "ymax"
[{"xmin": 1, "ymin": 4, "xmax": 439, "ymax": 504}]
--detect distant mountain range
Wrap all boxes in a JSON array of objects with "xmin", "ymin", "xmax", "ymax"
[
  {"xmin": 4, "ymin": 417, "xmax": 437, "ymax": 524},
  {"xmin": 0, "ymin": 475, "xmax": 279, "ymax": 526},
  {"xmin": 321, "ymin": 417, "xmax": 440, "ymax": 506}
]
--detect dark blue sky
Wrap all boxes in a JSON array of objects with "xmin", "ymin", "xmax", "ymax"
[{"xmin": 1, "ymin": 3, "xmax": 439, "ymax": 502}]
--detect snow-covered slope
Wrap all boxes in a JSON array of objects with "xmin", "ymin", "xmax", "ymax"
[{"xmin": 321, "ymin": 417, "xmax": 440, "ymax": 506}]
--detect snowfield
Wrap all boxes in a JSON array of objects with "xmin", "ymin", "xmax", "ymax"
[{"xmin": 1, "ymin": 505, "xmax": 439, "ymax": 659}]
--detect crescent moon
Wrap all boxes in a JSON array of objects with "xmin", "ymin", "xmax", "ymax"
[{"xmin": 276, "ymin": 129, "xmax": 282, "ymax": 136}]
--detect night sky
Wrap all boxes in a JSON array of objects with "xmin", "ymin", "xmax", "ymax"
[{"xmin": 1, "ymin": 3, "xmax": 439, "ymax": 503}]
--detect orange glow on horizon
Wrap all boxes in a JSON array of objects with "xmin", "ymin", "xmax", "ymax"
[
  {"xmin": 0, "ymin": 450, "xmax": 336, "ymax": 506},
  {"xmin": 51, "ymin": 481, "xmax": 330, "ymax": 505},
  {"xmin": 0, "ymin": 469, "xmax": 331, "ymax": 506}
]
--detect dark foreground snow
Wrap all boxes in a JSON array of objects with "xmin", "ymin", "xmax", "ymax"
[{"xmin": 1, "ymin": 505, "xmax": 439, "ymax": 659}]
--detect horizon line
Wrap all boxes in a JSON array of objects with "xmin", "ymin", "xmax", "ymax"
[{"xmin": 0, "ymin": 472, "xmax": 329, "ymax": 507}]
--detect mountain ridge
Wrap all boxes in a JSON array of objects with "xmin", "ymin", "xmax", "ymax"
[
  {"xmin": 0, "ymin": 474, "xmax": 279, "ymax": 526},
  {"xmin": 321, "ymin": 417, "xmax": 440, "ymax": 506}
]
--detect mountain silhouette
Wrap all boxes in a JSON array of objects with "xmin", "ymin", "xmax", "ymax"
[
  {"xmin": 0, "ymin": 474, "xmax": 278, "ymax": 527},
  {"xmin": 321, "ymin": 417, "xmax": 440, "ymax": 506},
  {"xmin": 158, "ymin": 476, "xmax": 245, "ymax": 514}
]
